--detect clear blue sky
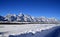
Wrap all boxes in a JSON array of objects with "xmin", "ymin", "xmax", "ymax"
[{"xmin": 0, "ymin": 0, "xmax": 60, "ymax": 19}]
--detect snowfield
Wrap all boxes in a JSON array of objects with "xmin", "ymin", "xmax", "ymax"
[{"xmin": 0, "ymin": 24, "xmax": 60, "ymax": 37}]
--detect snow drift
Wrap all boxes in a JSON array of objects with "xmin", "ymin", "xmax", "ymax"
[{"xmin": 9, "ymin": 26, "xmax": 60, "ymax": 37}]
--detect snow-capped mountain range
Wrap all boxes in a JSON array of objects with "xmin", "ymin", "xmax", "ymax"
[{"xmin": 0, "ymin": 13, "xmax": 60, "ymax": 24}]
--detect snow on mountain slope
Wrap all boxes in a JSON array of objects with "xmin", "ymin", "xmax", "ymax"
[
  {"xmin": 24, "ymin": 14, "xmax": 33, "ymax": 22},
  {"xmin": 5, "ymin": 14, "xmax": 17, "ymax": 22},
  {"xmin": 17, "ymin": 13, "xmax": 25, "ymax": 22},
  {"xmin": 0, "ymin": 15, "xmax": 5, "ymax": 21}
]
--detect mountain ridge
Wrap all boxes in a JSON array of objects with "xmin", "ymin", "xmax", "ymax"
[{"xmin": 0, "ymin": 13, "xmax": 60, "ymax": 24}]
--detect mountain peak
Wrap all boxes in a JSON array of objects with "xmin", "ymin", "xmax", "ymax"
[{"xmin": 18, "ymin": 13, "xmax": 24, "ymax": 17}]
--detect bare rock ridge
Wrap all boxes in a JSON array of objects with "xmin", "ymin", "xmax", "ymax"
[{"xmin": 0, "ymin": 13, "xmax": 60, "ymax": 24}]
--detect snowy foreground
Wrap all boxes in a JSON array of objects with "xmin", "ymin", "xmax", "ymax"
[{"xmin": 0, "ymin": 24, "xmax": 60, "ymax": 37}]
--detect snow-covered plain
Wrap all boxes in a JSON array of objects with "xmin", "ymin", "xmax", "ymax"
[{"xmin": 0, "ymin": 24, "xmax": 60, "ymax": 37}]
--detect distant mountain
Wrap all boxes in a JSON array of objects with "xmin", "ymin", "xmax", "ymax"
[
  {"xmin": 0, "ymin": 15, "xmax": 5, "ymax": 21},
  {"xmin": 17, "ymin": 13, "xmax": 25, "ymax": 22},
  {"xmin": 5, "ymin": 14, "xmax": 17, "ymax": 22},
  {"xmin": 0, "ymin": 13, "xmax": 60, "ymax": 24}
]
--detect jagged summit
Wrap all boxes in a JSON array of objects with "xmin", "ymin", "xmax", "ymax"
[{"xmin": 0, "ymin": 13, "xmax": 60, "ymax": 24}]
